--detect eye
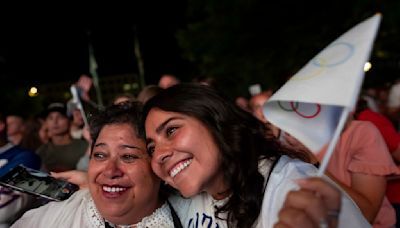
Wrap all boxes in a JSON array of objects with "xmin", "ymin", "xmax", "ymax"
[
  {"xmin": 166, "ymin": 126, "xmax": 178, "ymax": 137},
  {"xmin": 92, "ymin": 152, "xmax": 107, "ymax": 161},
  {"xmin": 121, "ymin": 153, "xmax": 139, "ymax": 163}
]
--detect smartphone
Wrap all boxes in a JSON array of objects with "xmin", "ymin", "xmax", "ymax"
[{"xmin": 0, "ymin": 165, "xmax": 79, "ymax": 201}]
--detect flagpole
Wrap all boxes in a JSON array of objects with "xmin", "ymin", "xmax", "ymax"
[
  {"xmin": 87, "ymin": 31, "xmax": 104, "ymax": 109},
  {"xmin": 133, "ymin": 25, "xmax": 146, "ymax": 90},
  {"xmin": 70, "ymin": 85, "xmax": 89, "ymax": 127},
  {"xmin": 317, "ymin": 107, "xmax": 350, "ymax": 176}
]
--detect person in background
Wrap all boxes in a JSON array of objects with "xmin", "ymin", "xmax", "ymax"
[
  {"xmin": 67, "ymin": 103, "xmax": 85, "ymax": 140},
  {"xmin": 355, "ymin": 97, "xmax": 400, "ymax": 227},
  {"xmin": 192, "ymin": 75, "xmax": 216, "ymax": 87},
  {"xmin": 6, "ymin": 114, "xmax": 25, "ymax": 146},
  {"xmin": 18, "ymin": 117, "xmax": 44, "ymax": 151},
  {"xmin": 137, "ymin": 85, "xmax": 163, "ymax": 104},
  {"xmin": 13, "ymin": 103, "xmax": 177, "ymax": 228},
  {"xmin": 112, "ymin": 93, "xmax": 136, "ymax": 105},
  {"xmin": 144, "ymin": 83, "xmax": 370, "ymax": 227},
  {"xmin": 0, "ymin": 112, "xmax": 41, "ymax": 227},
  {"xmin": 37, "ymin": 103, "xmax": 88, "ymax": 172},
  {"xmin": 235, "ymin": 96, "xmax": 251, "ymax": 112},
  {"xmin": 158, "ymin": 74, "xmax": 180, "ymax": 89},
  {"xmin": 37, "ymin": 117, "xmax": 51, "ymax": 145},
  {"xmin": 316, "ymin": 117, "xmax": 399, "ymax": 228},
  {"xmin": 249, "ymin": 91, "xmax": 280, "ymax": 139}
]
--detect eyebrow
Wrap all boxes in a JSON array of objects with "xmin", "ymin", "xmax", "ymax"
[
  {"xmin": 94, "ymin": 143, "xmax": 143, "ymax": 151},
  {"xmin": 119, "ymin": 144, "xmax": 143, "ymax": 151},
  {"xmin": 146, "ymin": 117, "xmax": 183, "ymax": 144},
  {"xmin": 155, "ymin": 117, "xmax": 182, "ymax": 134},
  {"xmin": 94, "ymin": 142, "xmax": 106, "ymax": 148}
]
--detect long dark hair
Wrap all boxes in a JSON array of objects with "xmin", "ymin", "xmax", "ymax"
[{"xmin": 143, "ymin": 83, "xmax": 303, "ymax": 228}]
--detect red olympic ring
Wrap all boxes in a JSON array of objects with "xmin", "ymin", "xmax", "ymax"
[{"xmin": 290, "ymin": 102, "xmax": 321, "ymax": 119}]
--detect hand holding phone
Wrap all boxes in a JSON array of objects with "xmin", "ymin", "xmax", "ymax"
[{"xmin": 0, "ymin": 165, "xmax": 79, "ymax": 201}]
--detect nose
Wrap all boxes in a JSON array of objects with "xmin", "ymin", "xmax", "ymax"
[
  {"xmin": 103, "ymin": 158, "xmax": 123, "ymax": 179},
  {"xmin": 153, "ymin": 144, "xmax": 173, "ymax": 164}
]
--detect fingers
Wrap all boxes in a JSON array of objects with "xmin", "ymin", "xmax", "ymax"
[
  {"xmin": 296, "ymin": 177, "xmax": 341, "ymax": 210},
  {"xmin": 275, "ymin": 177, "xmax": 342, "ymax": 228},
  {"xmin": 50, "ymin": 171, "xmax": 74, "ymax": 181},
  {"xmin": 283, "ymin": 189, "xmax": 327, "ymax": 226},
  {"xmin": 51, "ymin": 170, "xmax": 88, "ymax": 189},
  {"xmin": 277, "ymin": 207, "xmax": 317, "ymax": 228}
]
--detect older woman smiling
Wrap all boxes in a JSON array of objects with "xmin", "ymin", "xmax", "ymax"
[{"xmin": 12, "ymin": 103, "xmax": 177, "ymax": 228}]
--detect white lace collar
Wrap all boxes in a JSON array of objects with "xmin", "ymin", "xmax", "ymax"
[{"xmin": 85, "ymin": 194, "xmax": 174, "ymax": 228}]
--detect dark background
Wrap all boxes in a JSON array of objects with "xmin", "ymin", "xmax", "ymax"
[{"xmin": 0, "ymin": 1, "xmax": 399, "ymax": 116}]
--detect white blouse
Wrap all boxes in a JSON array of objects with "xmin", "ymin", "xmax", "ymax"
[{"xmin": 11, "ymin": 189, "xmax": 174, "ymax": 228}]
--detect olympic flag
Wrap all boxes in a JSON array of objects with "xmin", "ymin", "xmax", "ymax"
[{"xmin": 263, "ymin": 14, "xmax": 381, "ymax": 173}]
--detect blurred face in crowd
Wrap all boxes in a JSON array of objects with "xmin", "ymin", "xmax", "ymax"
[
  {"xmin": 71, "ymin": 109, "xmax": 84, "ymax": 127},
  {"xmin": 46, "ymin": 112, "xmax": 70, "ymax": 137},
  {"xmin": 145, "ymin": 108, "xmax": 226, "ymax": 199},
  {"xmin": 158, "ymin": 75, "xmax": 179, "ymax": 89},
  {"xmin": 249, "ymin": 93, "xmax": 270, "ymax": 123},
  {"xmin": 6, "ymin": 115, "xmax": 24, "ymax": 137},
  {"xmin": 88, "ymin": 123, "xmax": 161, "ymax": 225},
  {"xmin": 38, "ymin": 121, "xmax": 50, "ymax": 144}
]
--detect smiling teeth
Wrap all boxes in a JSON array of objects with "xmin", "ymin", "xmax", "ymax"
[
  {"xmin": 102, "ymin": 186, "xmax": 126, "ymax": 193},
  {"xmin": 170, "ymin": 159, "xmax": 192, "ymax": 178}
]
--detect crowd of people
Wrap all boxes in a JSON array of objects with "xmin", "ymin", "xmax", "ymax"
[{"xmin": 0, "ymin": 73, "xmax": 400, "ymax": 228}]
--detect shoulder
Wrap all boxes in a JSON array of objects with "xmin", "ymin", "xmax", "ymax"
[
  {"xmin": 36, "ymin": 143, "xmax": 51, "ymax": 154},
  {"xmin": 1, "ymin": 146, "xmax": 41, "ymax": 170},
  {"xmin": 168, "ymin": 192, "xmax": 217, "ymax": 225},
  {"xmin": 347, "ymin": 120, "xmax": 377, "ymax": 133},
  {"xmin": 12, "ymin": 146, "xmax": 38, "ymax": 158},
  {"xmin": 272, "ymin": 155, "xmax": 317, "ymax": 178},
  {"xmin": 71, "ymin": 139, "xmax": 88, "ymax": 146},
  {"xmin": 168, "ymin": 193, "xmax": 192, "ymax": 217},
  {"xmin": 259, "ymin": 155, "xmax": 318, "ymax": 192},
  {"xmin": 259, "ymin": 156, "xmax": 318, "ymax": 226},
  {"xmin": 12, "ymin": 189, "xmax": 89, "ymax": 227},
  {"xmin": 70, "ymin": 139, "xmax": 89, "ymax": 150}
]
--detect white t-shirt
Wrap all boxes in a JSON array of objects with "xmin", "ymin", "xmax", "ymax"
[
  {"xmin": 169, "ymin": 155, "xmax": 371, "ymax": 228},
  {"xmin": 12, "ymin": 189, "xmax": 174, "ymax": 228}
]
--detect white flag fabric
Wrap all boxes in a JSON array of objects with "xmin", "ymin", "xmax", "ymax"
[{"xmin": 263, "ymin": 14, "xmax": 382, "ymax": 152}]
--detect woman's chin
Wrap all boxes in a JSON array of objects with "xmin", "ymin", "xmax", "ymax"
[{"xmin": 178, "ymin": 185, "xmax": 202, "ymax": 198}]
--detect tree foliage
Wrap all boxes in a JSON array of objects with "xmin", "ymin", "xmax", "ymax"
[{"xmin": 177, "ymin": 0, "xmax": 400, "ymax": 97}]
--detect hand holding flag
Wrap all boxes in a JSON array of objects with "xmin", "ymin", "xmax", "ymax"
[{"xmin": 263, "ymin": 14, "xmax": 382, "ymax": 175}]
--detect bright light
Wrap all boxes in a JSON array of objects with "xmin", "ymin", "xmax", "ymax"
[
  {"xmin": 123, "ymin": 83, "xmax": 131, "ymax": 91},
  {"xmin": 28, "ymin": 87, "xmax": 39, "ymax": 97},
  {"xmin": 364, "ymin": 62, "xmax": 372, "ymax": 72}
]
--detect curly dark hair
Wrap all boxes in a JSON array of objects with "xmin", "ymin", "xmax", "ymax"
[
  {"xmin": 89, "ymin": 102, "xmax": 145, "ymax": 152},
  {"xmin": 89, "ymin": 101, "xmax": 175, "ymax": 200},
  {"xmin": 143, "ymin": 83, "xmax": 305, "ymax": 228}
]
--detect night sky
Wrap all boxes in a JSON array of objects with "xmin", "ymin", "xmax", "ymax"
[
  {"xmin": 0, "ymin": 3, "xmax": 188, "ymax": 87},
  {"xmin": 0, "ymin": 1, "xmax": 399, "ymax": 115}
]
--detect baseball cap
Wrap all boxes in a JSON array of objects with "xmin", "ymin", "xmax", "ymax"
[{"xmin": 44, "ymin": 102, "xmax": 69, "ymax": 118}]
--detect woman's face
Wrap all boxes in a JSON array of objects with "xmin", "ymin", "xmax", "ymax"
[
  {"xmin": 145, "ymin": 108, "xmax": 226, "ymax": 198},
  {"xmin": 88, "ymin": 123, "xmax": 161, "ymax": 225}
]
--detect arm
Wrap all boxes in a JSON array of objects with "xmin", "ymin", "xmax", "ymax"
[{"xmin": 326, "ymin": 172, "xmax": 385, "ymax": 223}]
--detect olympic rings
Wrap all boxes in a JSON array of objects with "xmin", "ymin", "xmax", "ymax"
[
  {"xmin": 277, "ymin": 101, "xmax": 322, "ymax": 119},
  {"xmin": 312, "ymin": 42, "xmax": 354, "ymax": 67},
  {"xmin": 278, "ymin": 101, "xmax": 298, "ymax": 111}
]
